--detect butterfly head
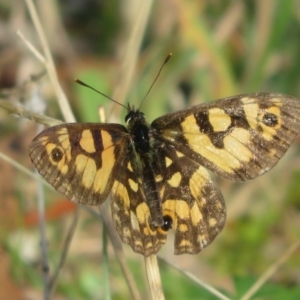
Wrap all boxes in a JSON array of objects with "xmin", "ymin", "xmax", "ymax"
[{"xmin": 125, "ymin": 104, "xmax": 147, "ymax": 128}]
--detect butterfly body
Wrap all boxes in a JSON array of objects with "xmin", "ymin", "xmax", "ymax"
[
  {"xmin": 29, "ymin": 93, "xmax": 300, "ymax": 256},
  {"xmin": 124, "ymin": 107, "xmax": 164, "ymax": 227}
]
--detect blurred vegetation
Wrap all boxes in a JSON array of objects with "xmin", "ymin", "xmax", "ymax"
[{"xmin": 0, "ymin": 0, "xmax": 300, "ymax": 299}]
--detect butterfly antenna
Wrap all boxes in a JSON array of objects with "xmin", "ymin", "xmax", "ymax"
[
  {"xmin": 139, "ymin": 53, "xmax": 172, "ymax": 110},
  {"xmin": 74, "ymin": 79, "xmax": 127, "ymax": 110}
]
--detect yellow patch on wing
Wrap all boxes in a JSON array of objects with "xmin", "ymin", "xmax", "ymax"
[
  {"xmin": 176, "ymin": 151, "xmax": 184, "ymax": 157},
  {"xmin": 136, "ymin": 202, "xmax": 151, "ymax": 225},
  {"xmin": 128, "ymin": 178, "xmax": 138, "ymax": 192},
  {"xmin": 127, "ymin": 161, "xmax": 133, "ymax": 172},
  {"xmin": 75, "ymin": 154, "xmax": 88, "ymax": 173},
  {"xmin": 241, "ymin": 97, "xmax": 259, "ymax": 128},
  {"xmin": 270, "ymin": 97, "xmax": 283, "ymax": 106},
  {"xmin": 178, "ymin": 239, "xmax": 192, "ymax": 249},
  {"xmin": 111, "ymin": 181, "xmax": 130, "ymax": 210},
  {"xmin": 80, "ymin": 130, "xmax": 96, "ymax": 153},
  {"xmin": 167, "ymin": 172, "xmax": 182, "ymax": 188},
  {"xmin": 209, "ymin": 218, "xmax": 217, "ymax": 227},
  {"xmin": 208, "ymin": 107, "xmax": 231, "ymax": 132},
  {"xmin": 175, "ymin": 200, "xmax": 190, "ymax": 220},
  {"xmin": 155, "ymin": 174, "xmax": 163, "ymax": 182},
  {"xmin": 189, "ymin": 166, "xmax": 210, "ymax": 200},
  {"xmin": 179, "ymin": 224, "xmax": 188, "ymax": 232},
  {"xmin": 165, "ymin": 156, "xmax": 172, "ymax": 167},
  {"xmin": 130, "ymin": 211, "xmax": 140, "ymax": 231},
  {"xmin": 93, "ymin": 130, "xmax": 116, "ymax": 194},
  {"xmin": 136, "ymin": 203, "xmax": 156, "ymax": 238},
  {"xmin": 39, "ymin": 136, "xmax": 49, "ymax": 145},
  {"xmin": 190, "ymin": 202, "xmax": 203, "ymax": 226},
  {"xmin": 82, "ymin": 157, "xmax": 97, "ymax": 188},
  {"xmin": 59, "ymin": 164, "xmax": 69, "ymax": 175},
  {"xmin": 182, "ymin": 115, "xmax": 241, "ymax": 173},
  {"xmin": 223, "ymin": 128, "xmax": 252, "ymax": 162},
  {"xmin": 75, "ymin": 154, "xmax": 97, "ymax": 188}
]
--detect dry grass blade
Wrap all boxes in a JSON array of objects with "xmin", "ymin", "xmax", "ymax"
[
  {"xmin": 145, "ymin": 255, "xmax": 164, "ymax": 300},
  {"xmin": 110, "ymin": 0, "xmax": 154, "ymax": 120},
  {"xmin": 159, "ymin": 257, "xmax": 231, "ymax": 300},
  {"xmin": 0, "ymin": 150, "xmax": 46, "ymax": 183},
  {"xmin": 49, "ymin": 207, "xmax": 80, "ymax": 298},
  {"xmin": 100, "ymin": 205, "xmax": 142, "ymax": 300},
  {"xmin": 24, "ymin": 0, "xmax": 75, "ymax": 122},
  {"xmin": 0, "ymin": 99, "xmax": 62, "ymax": 127},
  {"xmin": 36, "ymin": 173, "xmax": 51, "ymax": 300}
]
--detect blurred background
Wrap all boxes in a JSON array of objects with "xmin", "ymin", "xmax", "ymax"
[{"xmin": 0, "ymin": 0, "xmax": 300, "ymax": 299}]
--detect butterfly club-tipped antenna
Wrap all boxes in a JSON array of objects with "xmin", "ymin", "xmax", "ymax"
[
  {"xmin": 138, "ymin": 53, "xmax": 172, "ymax": 111},
  {"xmin": 74, "ymin": 79, "xmax": 128, "ymax": 110}
]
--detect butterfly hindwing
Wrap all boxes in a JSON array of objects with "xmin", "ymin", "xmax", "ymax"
[
  {"xmin": 156, "ymin": 144, "xmax": 226, "ymax": 254},
  {"xmin": 29, "ymin": 123, "xmax": 128, "ymax": 205},
  {"xmin": 111, "ymin": 153, "xmax": 167, "ymax": 256},
  {"xmin": 111, "ymin": 141, "xmax": 226, "ymax": 256},
  {"xmin": 152, "ymin": 93, "xmax": 300, "ymax": 181}
]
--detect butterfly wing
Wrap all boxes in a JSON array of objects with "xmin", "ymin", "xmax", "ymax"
[
  {"xmin": 110, "ymin": 151, "xmax": 167, "ymax": 256},
  {"xmin": 152, "ymin": 93, "xmax": 300, "ymax": 181},
  {"xmin": 156, "ymin": 144, "xmax": 226, "ymax": 254},
  {"xmin": 29, "ymin": 123, "xmax": 128, "ymax": 205}
]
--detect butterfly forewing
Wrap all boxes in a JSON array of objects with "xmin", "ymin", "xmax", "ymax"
[
  {"xmin": 152, "ymin": 93, "xmax": 300, "ymax": 181},
  {"xmin": 29, "ymin": 123, "xmax": 128, "ymax": 205}
]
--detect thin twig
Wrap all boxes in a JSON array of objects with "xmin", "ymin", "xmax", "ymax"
[
  {"xmin": 0, "ymin": 150, "xmax": 48, "ymax": 183},
  {"xmin": 240, "ymin": 238, "xmax": 300, "ymax": 300},
  {"xmin": 36, "ymin": 165, "xmax": 51, "ymax": 300},
  {"xmin": 102, "ymin": 220, "xmax": 111, "ymax": 300},
  {"xmin": 100, "ymin": 205, "xmax": 141, "ymax": 300},
  {"xmin": 17, "ymin": 30, "xmax": 46, "ymax": 64},
  {"xmin": 24, "ymin": 0, "xmax": 75, "ymax": 123},
  {"xmin": 49, "ymin": 207, "xmax": 80, "ymax": 298},
  {"xmin": 160, "ymin": 257, "xmax": 231, "ymax": 300},
  {"xmin": 0, "ymin": 99, "xmax": 62, "ymax": 127},
  {"xmin": 110, "ymin": 0, "xmax": 154, "ymax": 120}
]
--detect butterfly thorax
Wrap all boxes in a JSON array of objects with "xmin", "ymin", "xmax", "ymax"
[
  {"xmin": 125, "ymin": 108, "xmax": 164, "ymax": 227},
  {"xmin": 125, "ymin": 110, "xmax": 150, "ymax": 152}
]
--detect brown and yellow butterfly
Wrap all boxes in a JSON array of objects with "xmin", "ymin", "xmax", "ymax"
[{"xmin": 29, "ymin": 93, "xmax": 300, "ymax": 256}]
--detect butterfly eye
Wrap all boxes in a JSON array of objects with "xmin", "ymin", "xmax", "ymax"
[
  {"xmin": 161, "ymin": 215, "xmax": 173, "ymax": 231},
  {"xmin": 125, "ymin": 115, "xmax": 132, "ymax": 124}
]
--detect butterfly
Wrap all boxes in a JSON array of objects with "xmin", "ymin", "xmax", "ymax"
[{"xmin": 28, "ymin": 92, "xmax": 300, "ymax": 256}]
